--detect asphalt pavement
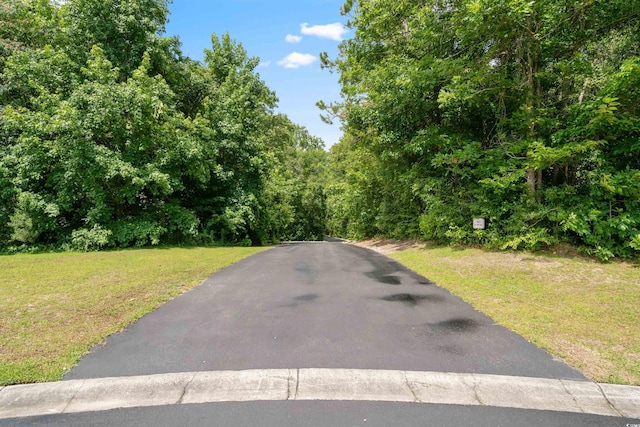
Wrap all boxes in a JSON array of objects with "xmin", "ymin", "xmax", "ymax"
[
  {"xmin": 2, "ymin": 242, "xmax": 639, "ymax": 426},
  {"xmin": 7, "ymin": 401, "xmax": 637, "ymax": 427},
  {"xmin": 63, "ymin": 242, "xmax": 585, "ymax": 380}
]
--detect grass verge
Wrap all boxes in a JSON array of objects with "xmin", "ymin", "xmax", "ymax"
[
  {"xmin": 0, "ymin": 246, "xmax": 268, "ymax": 385},
  {"xmin": 390, "ymin": 246, "xmax": 640, "ymax": 385}
]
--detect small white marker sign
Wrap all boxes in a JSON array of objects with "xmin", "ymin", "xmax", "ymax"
[{"xmin": 473, "ymin": 218, "xmax": 486, "ymax": 230}]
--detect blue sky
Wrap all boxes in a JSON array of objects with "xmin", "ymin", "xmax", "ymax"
[{"xmin": 164, "ymin": 0, "xmax": 348, "ymax": 148}]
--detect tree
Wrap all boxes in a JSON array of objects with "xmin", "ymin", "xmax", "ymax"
[
  {"xmin": 261, "ymin": 120, "xmax": 328, "ymax": 242},
  {"xmin": 182, "ymin": 33, "xmax": 278, "ymax": 245},
  {"xmin": 61, "ymin": 0, "xmax": 171, "ymax": 78},
  {"xmin": 322, "ymin": 0, "xmax": 640, "ymax": 258},
  {"xmin": 0, "ymin": 0, "xmax": 329, "ymax": 251},
  {"xmin": 2, "ymin": 47, "xmax": 206, "ymax": 248},
  {"xmin": 0, "ymin": 0, "xmax": 58, "ymax": 56}
]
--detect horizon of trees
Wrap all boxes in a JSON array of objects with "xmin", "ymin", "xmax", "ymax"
[{"xmin": 2, "ymin": 0, "xmax": 640, "ymax": 261}]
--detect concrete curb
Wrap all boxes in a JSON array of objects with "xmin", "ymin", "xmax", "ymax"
[{"xmin": 1, "ymin": 369, "xmax": 639, "ymax": 420}]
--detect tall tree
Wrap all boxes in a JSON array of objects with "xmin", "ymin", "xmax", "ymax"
[
  {"xmin": 61, "ymin": 0, "xmax": 170, "ymax": 78},
  {"xmin": 183, "ymin": 33, "xmax": 278, "ymax": 245},
  {"xmin": 323, "ymin": 0, "xmax": 640, "ymax": 258},
  {"xmin": 0, "ymin": 0, "xmax": 329, "ymax": 250}
]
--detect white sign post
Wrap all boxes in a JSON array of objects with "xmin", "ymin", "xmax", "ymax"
[{"xmin": 473, "ymin": 218, "xmax": 486, "ymax": 230}]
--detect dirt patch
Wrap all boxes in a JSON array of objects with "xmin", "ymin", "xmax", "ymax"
[
  {"xmin": 350, "ymin": 239, "xmax": 425, "ymax": 254},
  {"xmin": 352, "ymin": 239, "xmax": 573, "ymax": 269},
  {"xmin": 547, "ymin": 337, "xmax": 617, "ymax": 383}
]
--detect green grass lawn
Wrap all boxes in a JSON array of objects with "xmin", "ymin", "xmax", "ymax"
[
  {"xmin": 0, "ymin": 246, "xmax": 268, "ymax": 385},
  {"xmin": 390, "ymin": 246, "xmax": 640, "ymax": 385}
]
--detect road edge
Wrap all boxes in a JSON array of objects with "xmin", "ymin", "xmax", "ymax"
[{"xmin": 1, "ymin": 369, "xmax": 638, "ymax": 420}]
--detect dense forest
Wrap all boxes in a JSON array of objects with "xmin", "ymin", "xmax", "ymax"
[
  {"xmin": 2, "ymin": 0, "xmax": 640, "ymax": 260},
  {"xmin": 322, "ymin": 0, "xmax": 640, "ymax": 260},
  {"xmin": 0, "ymin": 0, "xmax": 327, "ymax": 251}
]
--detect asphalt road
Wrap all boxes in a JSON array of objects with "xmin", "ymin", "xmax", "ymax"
[
  {"xmin": 64, "ymin": 242, "xmax": 584, "ymax": 380},
  {"xmin": 5, "ymin": 242, "xmax": 637, "ymax": 426},
  {"xmin": 7, "ymin": 401, "xmax": 635, "ymax": 427}
]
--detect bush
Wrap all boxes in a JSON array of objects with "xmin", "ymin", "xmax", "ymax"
[{"xmin": 69, "ymin": 225, "xmax": 112, "ymax": 252}]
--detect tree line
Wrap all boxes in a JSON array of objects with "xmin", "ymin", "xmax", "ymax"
[
  {"xmin": 322, "ymin": 0, "xmax": 640, "ymax": 260},
  {"xmin": 0, "ymin": 0, "xmax": 327, "ymax": 251},
  {"xmin": 3, "ymin": 0, "xmax": 640, "ymax": 260}
]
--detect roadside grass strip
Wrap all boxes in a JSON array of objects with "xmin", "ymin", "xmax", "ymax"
[
  {"xmin": 0, "ymin": 247, "xmax": 269, "ymax": 386},
  {"xmin": 0, "ymin": 369, "xmax": 639, "ymax": 420},
  {"xmin": 390, "ymin": 247, "xmax": 640, "ymax": 385}
]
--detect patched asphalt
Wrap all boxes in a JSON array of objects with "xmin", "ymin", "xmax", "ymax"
[{"xmin": 63, "ymin": 242, "xmax": 585, "ymax": 380}]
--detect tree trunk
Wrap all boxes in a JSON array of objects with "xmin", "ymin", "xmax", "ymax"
[
  {"xmin": 524, "ymin": 14, "xmax": 542, "ymax": 202},
  {"xmin": 527, "ymin": 168, "xmax": 537, "ymax": 198},
  {"xmin": 537, "ymin": 169, "xmax": 543, "ymax": 200}
]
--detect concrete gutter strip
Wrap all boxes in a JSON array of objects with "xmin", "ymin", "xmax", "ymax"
[
  {"xmin": 0, "ymin": 379, "xmax": 87, "ymax": 419},
  {"xmin": 1, "ymin": 369, "xmax": 639, "ymax": 420},
  {"xmin": 296, "ymin": 369, "xmax": 415, "ymax": 403},
  {"xmin": 598, "ymin": 383, "xmax": 640, "ymax": 418},
  {"xmin": 180, "ymin": 369, "xmax": 293, "ymax": 404}
]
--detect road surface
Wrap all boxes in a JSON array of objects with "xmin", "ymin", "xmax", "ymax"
[{"xmin": 3, "ymin": 242, "xmax": 638, "ymax": 426}]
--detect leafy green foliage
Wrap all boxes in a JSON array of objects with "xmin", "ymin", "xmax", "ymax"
[
  {"xmin": 0, "ymin": 0, "xmax": 328, "ymax": 251},
  {"xmin": 61, "ymin": 0, "xmax": 170, "ymax": 78},
  {"xmin": 324, "ymin": 0, "xmax": 640, "ymax": 259}
]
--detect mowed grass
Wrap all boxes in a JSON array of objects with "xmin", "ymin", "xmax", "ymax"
[
  {"xmin": 391, "ymin": 247, "xmax": 640, "ymax": 385},
  {"xmin": 0, "ymin": 246, "xmax": 268, "ymax": 385}
]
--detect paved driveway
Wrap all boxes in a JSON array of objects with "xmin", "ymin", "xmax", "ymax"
[
  {"xmin": 64, "ymin": 242, "xmax": 584, "ymax": 380},
  {"xmin": 5, "ymin": 243, "xmax": 640, "ymax": 426}
]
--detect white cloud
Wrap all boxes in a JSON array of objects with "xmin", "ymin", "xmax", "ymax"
[
  {"xmin": 300, "ymin": 23, "xmax": 348, "ymax": 41},
  {"xmin": 285, "ymin": 34, "xmax": 302, "ymax": 43},
  {"xmin": 277, "ymin": 52, "xmax": 317, "ymax": 69},
  {"xmin": 258, "ymin": 60, "xmax": 271, "ymax": 68}
]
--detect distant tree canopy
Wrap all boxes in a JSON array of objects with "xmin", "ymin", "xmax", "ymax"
[
  {"xmin": 322, "ymin": 0, "xmax": 640, "ymax": 260},
  {"xmin": 0, "ymin": 0, "xmax": 328, "ymax": 251}
]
